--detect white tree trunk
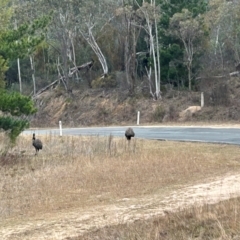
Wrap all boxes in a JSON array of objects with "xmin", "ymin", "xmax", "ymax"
[
  {"xmin": 17, "ymin": 58, "xmax": 22, "ymax": 93},
  {"xmin": 80, "ymin": 25, "xmax": 108, "ymax": 76},
  {"xmin": 182, "ymin": 39, "xmax": 193, "ymax": 91},
  {"xmin": 145, "ymin": 41, "xmax": 155, "ymax": 98},
  {"xmin": 135, "ymin": 0, "xmax": 161, "ymax": 99},
  {"xmin": 30, "ymin": 55, "xmax": 36, "ymax": 96},
  {"xmin": 154, "ymin": 4, "xmax": 161, "ymax": 99},
  {"xmin": 69, "ymin": 32, "xmax": 80, "ymax": 80},
  {"xmin": 146, "ymin": 17, "xmax": 160, "ymax": 99}
]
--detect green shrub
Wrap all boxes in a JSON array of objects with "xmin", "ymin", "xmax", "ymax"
[
  {"xmin": 0, "ymin": 116, "xmax": 29, "ymax": 143},
  {"xmin": 152, "ymin": 105, "xmax": 166, "ymax": 122},
  {"xmin": 0, "ymin": 89, "xmax": 36, "ymax": 144},
  {"xmin": 91, "ymin": 75, "xmax": 117, "ymax": 88}
]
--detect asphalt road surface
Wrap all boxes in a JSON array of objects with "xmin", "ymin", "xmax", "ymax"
[{"xmin": 23, "ymin": 126, "xmax": 240, "ymax": 145}]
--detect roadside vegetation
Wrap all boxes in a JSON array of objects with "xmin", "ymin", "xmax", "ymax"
[
  {"xmin": 1, "ymin": 133, "xmax": 240, "ymax": 238},
  {"xmin": 1, "ymin": 0, "xmax": 240, "ymax": 238}
]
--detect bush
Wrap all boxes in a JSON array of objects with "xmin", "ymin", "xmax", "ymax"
[
  {"xmin": 168, "ymin": 105, "xmax": 178, "ymax": 121},
  {"xmin": 0, "ymin": 116, "xmax": 29, "ymax": 143},
  {"xmin": 91, "ymin": 74, "xmax": 117, "ymax": 89},
  {"xmin": 0, "ymin": 89, "xmax": 36, "ymax": 144},
  {"xmin": 0, "ymin": 90, "xmax": 37, "ymax": 116},
  {"xmin": 152, "ymin": 105, "xmax": 166, "ymax": 122}
]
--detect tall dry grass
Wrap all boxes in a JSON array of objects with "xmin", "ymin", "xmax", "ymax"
[
  {"xmin": 79, "ymin": 197, "xmax": 240, "ymax": 240},
  {"xmin": 1, "ymin": 133, "xmax": 240, "ymax": 225}
]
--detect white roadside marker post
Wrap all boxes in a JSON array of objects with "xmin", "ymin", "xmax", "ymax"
[
  {"xmin": 137, "ymin": 111, "xmax": 140, "ymax": 125},
  {"xmin": 59, "ymin": 121, "xmax": 62, "ymax": 136},
  {"xmin": 201, "ymin": 92, "xmax": 204, "ymax": 108}
]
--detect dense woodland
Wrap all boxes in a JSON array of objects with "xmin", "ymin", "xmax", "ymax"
[
  {"xmin": 1, "ymin": 0, "xmax": 240, "ymax": 95},
  {"xmin": 1, "ymin": 0, "xmax": 240, "ymax": 141}
]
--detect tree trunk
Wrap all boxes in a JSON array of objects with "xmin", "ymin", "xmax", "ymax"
[
  {"xmin": 17, "ymin": 58, "xmax": 22, "ymax": 93},
  {"xmin": 154, "ymin": 6, "xmax": 161, "ymax": 98},
  {"xmin": 30, "ymin": 55, "xmax": 36, "ymax": 96},
  {"xmin": 125, "ymin": 18, "xmax": 131, "ymax": 89},
  {"xmin": 80, "ymin": 25, "xmax": 108, "ymax": 77},
  {"xmin": 188, "ymin": 64, "xmax": 192, "ymax": 91}
]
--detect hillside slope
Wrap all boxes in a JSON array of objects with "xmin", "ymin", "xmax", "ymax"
[{"xmin": 30, "ymin": 77, "xmax": 240, "ymax": 128}]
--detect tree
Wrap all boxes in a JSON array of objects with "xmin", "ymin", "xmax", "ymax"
[
  {"xmin": 157, "ymin": 0, "xmax": 208, "ymax": 88},
  {"xmin": 0, "ymin": 0, "xmax": 12, "ymax": 32},
  {"xmin": 0, "ymin": 90, "xmax": 37, "ymax": 143},
  {"xmin": 0, "ymin": 1, "xmax": 39, "ymax": 146},
  {"xmin": 169, "ymin": 9, "xmax": 204, "ymax": 90},
  {"xmin": 76, "ymin": 0, "xmax": 117, "ymax": 78},
  {"xmin": 26, "ymin": 0, "xmax": 114, "ymax": 91},
  {"xmin": 0, "ymin": 0, "xmax": 51, "ymax": 94},
  {"xmin": 0, "ymin": 0, "xmax": 12, "ymax": 88},
  {"xmin": 204, "ymin": 0, "xmax": 240, "ymax": 72},
  {"xmin": 136, "ymin": 0, "xmax": 161, "ymax": 99},
  {"xmin": 115, "ymin": 1, "xmax": 142, "ymax": 94}
]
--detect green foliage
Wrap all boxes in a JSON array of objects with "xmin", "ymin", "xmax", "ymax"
[
  {"xmin": 0, "ymin": 90, "xmax": 37, "ymax": 116},
  {"xmin": 0, "ymin": 0, "xmax": 13, "ymax": 31},
  {"xmin": 0, "ymin": 55, "xmax": 8, "ymax": 88},
  {"xmin": 156, "ymin": 0, "xmax": 208, "ymax": 87},
  {"xmin": 0, "ymin": 116, "xmax": 29, "ymax": 143},
  {"xmin": 0, "ymin": 90, "xmax": 37, "ymax": 143},
  {"xmin": 0, "ymin": 14, "xmax": 51, "ymax": 60},
  {"xmin": 160, "ymin": 43, "xmax": 186, "ymax": 83}
]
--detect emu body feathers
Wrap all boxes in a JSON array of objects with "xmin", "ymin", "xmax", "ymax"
[
  {"xmin": 32, "ymin": 133, "xmax": 43, "ymax": 155},
  {"xmin": 125, "ymin": 127, "xmax": 135, "ymax": 140}
]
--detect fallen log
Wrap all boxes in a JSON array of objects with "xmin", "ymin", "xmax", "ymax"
[
  {"xmin": 229, "ymin": 71, "xmax": 240, "ymax": 77},
  {"xmin": 196, "ymin": 71, "xmax": 240, "ymax": 80},
  {"xmin": 69, "ymin": 60, "xmax": 94, "ymax": 76},
  {"xmin": 33, "ymin": 79, "xmax": 59, "ymax": 98}
]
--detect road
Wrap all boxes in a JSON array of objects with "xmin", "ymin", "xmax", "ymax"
[{"xmin": 23, "ymin": 125, "xmax": 240, "ymax": 145}]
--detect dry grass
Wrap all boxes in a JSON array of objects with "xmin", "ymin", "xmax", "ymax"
[
  {"xmin": 79, "ymin": 197, "xmax": 240, "ymax": 240},
  {"xmin": 1, "ymin": 133, "xmax": 240, "ymax": 238}
]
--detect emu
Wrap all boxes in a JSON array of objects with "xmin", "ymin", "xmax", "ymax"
[
  {"xmin": 125, "ymin": 127, "xmax": 135, "ymax": 141},
  {"xmin": 32, "ymin": 133, "xmax": 43, "ymax": 155}
]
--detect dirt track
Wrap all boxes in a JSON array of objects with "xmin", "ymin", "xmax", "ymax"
[{"xmin": 1, "ymin": 173, "xmax": 240, "ymax": 240}]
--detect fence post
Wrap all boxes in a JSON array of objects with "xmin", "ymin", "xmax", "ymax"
[
  {"xmin": 59, "ymin": 121, "xmax": 62, "ymax": 136},
  {"xmin": 137, "ymin": 111, "xmax": 140, "ymax": 125}
]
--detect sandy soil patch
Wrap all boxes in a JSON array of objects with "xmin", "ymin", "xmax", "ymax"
[{"xmin": 1, "ymin": 173, "xmax": 240, "ymax": 240}]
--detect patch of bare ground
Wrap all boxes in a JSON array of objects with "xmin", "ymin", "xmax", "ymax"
[{"xmin": 1, "ymin": 135, "xmax": 240, "ymax": 239}]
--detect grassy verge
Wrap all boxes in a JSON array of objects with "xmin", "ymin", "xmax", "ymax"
[{"xmin": 1, "ymin": 133, "xmax": 240, "ymax": 238}]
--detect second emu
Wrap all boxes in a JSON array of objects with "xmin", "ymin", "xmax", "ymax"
[
  {"xmin": 32, "ymin": 133, "xmax": 43, "ymax": 155},
  {"xmin": 125, "ymin": 127, "xmax": 135, "ymax": 141}
]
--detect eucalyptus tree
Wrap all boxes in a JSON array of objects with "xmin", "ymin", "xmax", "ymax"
[
  {"xmin": 169, "ymin": 9, "xmax": 205, "ymax": 91},
  {"xmin": 75, "ymin": 0, "xmax": 118, "ymax": 78},
  {"xmin": 135, "ymin": 0, "xmax": 162, "ymax": 99},
  {"xmin": 205, "ymin": 0, "xmax": 240, "ymax": 72},
  {"xmin": 157, "ymin": 0, "xmax": 208, "ymax": 88},
  {"xmin": 29, "ymin": 0, "xmax": 120, "ymax": 92},
  {"xmin": 28, "ymin": 0, "xmax": 78, "ymax": 91},
  {"xmin": 115, "ymin": 1, "xmax": 143, "ymax": 94}
]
